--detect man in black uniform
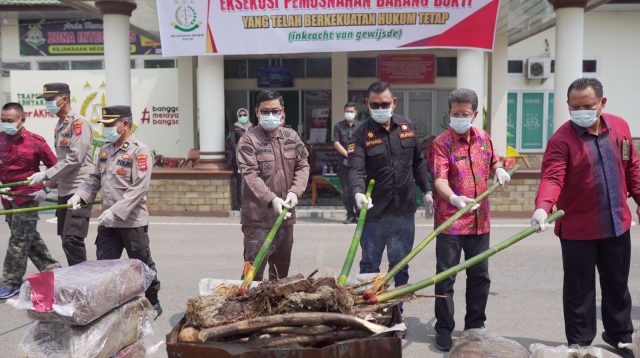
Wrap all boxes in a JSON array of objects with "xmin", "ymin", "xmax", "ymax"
[
  {"xmin": 349, "ymin": 81, "xmax": 434, "ymax": 300},
  {"xmin": 332, "ymin": 103, "xmax": 359, "ymax": 224}
]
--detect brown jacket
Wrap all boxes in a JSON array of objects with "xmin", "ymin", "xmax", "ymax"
[{"xmin": 236, "ymin": 126, "xmax": 310, "ymax": 228}]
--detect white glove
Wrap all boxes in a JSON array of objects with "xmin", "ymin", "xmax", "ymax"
[
  {"xmin": 0, "ymin": 187, "xmax": 12, "ymax": 201},
  {"xmin": 271, "ymin": 197, "xmax": 292, "ymax": 220},
  {"xmin": 424, "ymin": 192, "xmax": 434, "ymax": 218},
  {"xmin": 27, "ymin": 172, "xmax": 47, "ymax": 185},
  {"xmin": 449, "ymin": 194, "xmax": 480, "ymax": 211},
  {"xmin": 67, "ymin": 194, "xmax": 82, "ymax": 210},
  {"xmin": 32, "ymin": 189, "xmax": 47, "ymax": 203},
  {"xmin": 285, "ymin": 192, "xmax": 298, "ymax": 208},
  {"xmin": 531, "ymin": 208, "xmax": 549, "ymax": 232},
  {"xmin": 355, "ymin": 193, "xmax": 373, "ymax": 210},
  {"xmin": 98, "ymin": 209, "xmax": 115, "ymax": 226},
  {"xmin": 495, "ymin": 167, "xmax": 511, "ymax": 187}
]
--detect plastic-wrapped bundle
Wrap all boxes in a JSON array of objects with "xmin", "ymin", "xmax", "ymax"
[
  {"xmin": 450, "ymin": 329, "xmax": 529, "ymax": 358},
  {"xmin": 111, "ymin": 339, "xmax": 146, "ymax": 358},
  {"xmin": 10, "ymin": 259, "xmax": 155, "ymax": 325},
  {"xmin": 529, "ymin": 343, "xmax": 621, "ymax": 357},
  {"xmin": 19, "ymin": 297, "xmax": 153, "ymax": 358}
]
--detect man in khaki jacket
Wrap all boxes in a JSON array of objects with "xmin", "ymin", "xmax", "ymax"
[
  {"xmin": 69, "ymin": 105, "xmax": 161, "ymax": 318},
  {"xmin": 236, "ymin": 90, "xmax": 310, "ymax": 281},
  {"xmin": 28, "ymin": 83, "xmax": 94, "ymax": 266}
]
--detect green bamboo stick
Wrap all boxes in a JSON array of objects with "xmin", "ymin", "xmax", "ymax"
[
  {"xmin": 240, "ymin": 206, "xmax": 291, "ymax": 294},
  {"xmin": 369, "ymin": 210, "xmax": 565, "ymax": 304},
  {"xmin": 363, "ymin": 165, "xmax": 520, "ymax": 298},
  {"xmin": 0, "ymin": 201, "xmax": 99, "ymax": 216},
  {"xmin": 338, "ymin": 179, "xmax": 375, "ymax": 286},
  {"xmin": 2, "ymin": 191, "xmax": 57, "ymax": 203},
  {"xmin": 0, "ymin": 180, "xmax": 32, "ymax": 190}
]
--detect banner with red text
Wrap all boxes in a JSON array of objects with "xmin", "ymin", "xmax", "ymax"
[{"xmin": 156, "ymin": 0, "xmax": 499, "ymax": 56}]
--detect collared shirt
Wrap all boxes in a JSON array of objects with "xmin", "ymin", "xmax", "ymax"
[
  {"xmin": 536, "ymin": 113, "xmax": 640, "ymax": 240},
  {"xmin": 236, "ymin": 126, "xmax": 310, "ymax": 228},
  {"xmin": 349, "ymin": 115, "xmax": 432, "ymax": 218},
  {"xmin": 429, "ymin": 127, "xmax": 499, "ymax": 235},
  {"xmin": 77, "ymin": 135, "xmax": 152, "ymax": 228},
  {"xmin": 0, "ymin": 129, "xmax": 57, "ymax": 207},
  {"xmin": 45, "ymin": 110, "xmax": 94, "ymax": 197},
  {"xmin": 333, "ymin": 119, "xmax": 359, "ymax": 167}
]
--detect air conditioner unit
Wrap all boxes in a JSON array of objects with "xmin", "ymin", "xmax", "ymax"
[{"xmin": 527, "ymin": 58, "xmax": 551, "ymax": 79}]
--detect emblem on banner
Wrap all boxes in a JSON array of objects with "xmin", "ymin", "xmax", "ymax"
[{"xmin": 172, "ymin": 1, "xmax": 201, "ymax": 33}]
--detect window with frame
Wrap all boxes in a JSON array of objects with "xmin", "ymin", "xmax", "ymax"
[
  {"xmin": 1, "ymin": 62, "xmax": 30, "ymax": 77},
  {"xmin": 38, "ymin": 61, "xmax": 70, "ymax": 70},
  {"xmin": 144, "ymin": 59, "xmax": 175, "ymax": 68},
  {"xmin": 306, "ymin": 58, "xmax": 331, "ymax": 77},
  {"xmin": 71, "ymin": 60, "xmax": 103, "ymax": 70},
  {"xmin": 348, "ymin": 58, "xmax": 377, "ymax": 77},
  {"xmin": 436, "ymin": 57, "xmax": 457, "ymax": 77},
  {"xmin": 224, "ymin": 59, "xmax": 247, "ymax": 78},
  {"xmin": 508, "ymin": 60, "xmax": 524, "ymax": 74}
]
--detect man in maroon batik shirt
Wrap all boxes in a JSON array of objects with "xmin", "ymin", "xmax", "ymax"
[
  {"xmin": 0, "ymin": 102, "xmax": 60, "ymax": 299},
  {"xmin": 531, "ymin": 78, "xmax": 640, "ymax": 357}
]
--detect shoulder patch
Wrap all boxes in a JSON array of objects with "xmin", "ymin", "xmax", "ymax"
[
  {"xmin": 136, "ymin": 154, "xmax": 148, "ymax": 172},
  {"xmin": 240, "ymin": 145, "xmax": 254, "ymax": 155},
  {"xmin": 73, "ymin": 121, "xmax": 82, "ymax": 136}
]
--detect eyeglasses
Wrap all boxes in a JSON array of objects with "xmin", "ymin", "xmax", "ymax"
[
  {"xmin": 450, "ymin": 112, "xmax": 474, "ymax": 119},
  {"xmin": 368, "ymin": 102, "xmax": 392, "ymax": 109},
  {"xmin": 259, "ymin": 109, "xmax": 282, "ymax": 116}
]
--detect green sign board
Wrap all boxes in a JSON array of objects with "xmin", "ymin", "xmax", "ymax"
[
  {"xmin": 521, "ymin": 93, "xmax": 544, "ymax": 150},
  {"xmin": 547, "ymin": 92, "xmax": 554, "ymax": 140},
  {"xmin": 507, "ymin": 92, "xmax": 517, "ymax": 148}
]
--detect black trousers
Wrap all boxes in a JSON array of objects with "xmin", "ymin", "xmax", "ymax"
[
  {"xmin": 434, "ymin": 233, "xmax": 491, "ymax": 334},
  {"xmin": 560, "ymin": 231, "xmax": 633, "ymax": 346},
  {"xmin": 337, "ymin": 164, "xmax": 356, "ymax": 219},
  {"xmin": 56, "ymin": 194, "xmax": 91, "ymax": 266},
  {"xmin": 96, "ymin": 225, "xmax": 161, "ymax": 304}
]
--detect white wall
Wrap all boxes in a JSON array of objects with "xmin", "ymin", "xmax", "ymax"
[{"xmin": 508, "ymin": 11, "xmax": 640, "ymax": 136}]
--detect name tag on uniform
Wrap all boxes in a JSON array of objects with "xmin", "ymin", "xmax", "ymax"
[{"xmin": 622, "ymin": 140, "xmax": 630, "ymax": 160}]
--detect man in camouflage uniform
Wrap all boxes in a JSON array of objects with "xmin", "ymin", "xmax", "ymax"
[
  {"xmin": 0, "ymin": 102, "xmax": 60, "ymax": 299},
  {"xmin": 28, "ymin": 83, "xmax": 94, "ymax": 266},
  {"xmin": 68, "ymin": 105, "xmax": 162, "ymax": 317},
  {"xmin": 236, "ymin": 90, "xmax": 310, "ymax": 281}
]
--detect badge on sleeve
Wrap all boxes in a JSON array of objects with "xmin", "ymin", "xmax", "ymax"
[
  {"xmin": 622, "ymin": 140, "xmax": 630, "ymax": 160},
  {"xmin": 136, "ymin": 154, "xmax": 148, "ymax": 172},
  {"xmin": 73, "ymin": 121, "xmax": 82, "ymax": 136}
]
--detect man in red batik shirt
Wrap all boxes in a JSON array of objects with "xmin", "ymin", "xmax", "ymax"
[
  {"xmin": 429, "ymin": 88, "xmax": 510, "ymax": 351},
  {"xmin": 531, "ymin": 78, "xmax": 640, "ymax": 357},
  {"xmin": 0, "ymin": 102, "xmax": 60, "ymax": 299}
]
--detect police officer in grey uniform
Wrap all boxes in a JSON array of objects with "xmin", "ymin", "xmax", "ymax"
[
  {"xmin": 28, "ymin": 83, "xmax": 94, "ymax": 266},
  {"xmin": 68, "ymin": 106, "xmax": 162, "ymax": 317}
]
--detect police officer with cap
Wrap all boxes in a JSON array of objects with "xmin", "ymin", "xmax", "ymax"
[
  {"xmin": 28, "ymin": 82, "xmax": 94, "ymax": 266},
  {"xmin": 68, "ymin": 105, "xmax": 162, "ymax": 317}
]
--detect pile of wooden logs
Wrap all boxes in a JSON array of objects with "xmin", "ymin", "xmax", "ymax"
[{"xmin": 177, "ymin": 273, "xmax": 407, "ymax": 349}]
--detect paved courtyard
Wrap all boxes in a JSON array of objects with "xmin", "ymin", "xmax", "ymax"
[{"xmin": 1, "ymin": 213, "xmax": 639, "ymax": 357}]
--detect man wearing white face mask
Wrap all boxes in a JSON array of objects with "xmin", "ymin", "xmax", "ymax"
[
  {"xmin": 333, "ymin": 102, "xmax": 360, "ymax": 224},
  {"xmin": 428, "ymin": 88, "xmax": 509, "ymax": 351},
  {"xmin": 0, "ymin": 102, "xmax": 60, "ymax": 300},
  {"xmin": 531, "ymin": 78, "xmax": 640, "ymax": 356},
  {"xmin": 69, "ymin": 105, "xmax": 162, "ymax": 318},
  {"xmin": 349, "ymin": 82, "xmax": 433, "ymax": 328},
  {"xmin": 27, "ymin": 83, "xmax": 94, "ymax": 266},
  {"xmin": 236, "ymin": 90, "xmax": 310, "ymax": 282}
]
